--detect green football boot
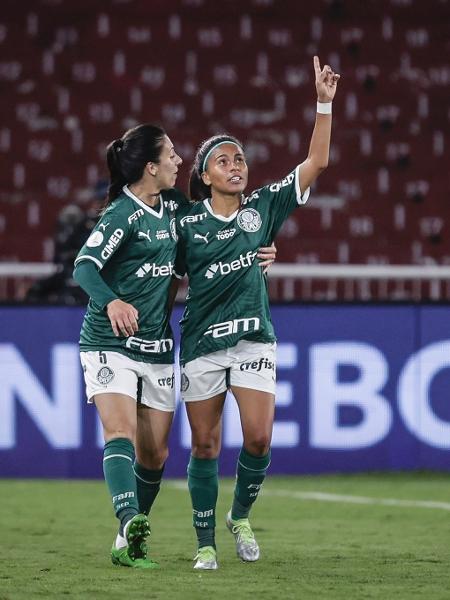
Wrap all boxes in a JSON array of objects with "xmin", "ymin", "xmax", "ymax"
[
  {"xmin": 124, "ymin": 513, "xmax": 151, "ymax": 560},
  {"xmin": 110, "ymin": 513, "xmax": 159, "ymax": 568},
  {"xmin": 111, "ymin": 545, "xmax": 159, "ymax": 569}
]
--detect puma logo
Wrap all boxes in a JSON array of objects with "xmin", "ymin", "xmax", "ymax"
[
  {"xmin": 138, "ymin": 230, "xmax": 152, "ymax": 242},
  {"xmin": 99, "ymin": 222, "xmax": 110, "ymax": 231},
  {"xmin": 194, "ymin": 232, "xmax": 210, "ymax": 244}
]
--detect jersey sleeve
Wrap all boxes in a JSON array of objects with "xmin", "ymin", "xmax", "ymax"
[
  {"xmin": 74, "ymin": 203, "xmax": 131, "ymax": 271},
  {"xmin": 254, "ymin": 165, "xmax": 310, "ymax": 241},
  {"xmin": 73, "ymin": 260, "xmax": 118, "ymax": 309}
]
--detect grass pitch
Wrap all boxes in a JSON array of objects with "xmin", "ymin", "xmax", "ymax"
[{"xmin": 2, "ymin": 473, "xmax": 449, "ymax": 600}]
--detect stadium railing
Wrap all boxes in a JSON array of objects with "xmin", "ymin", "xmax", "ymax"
[{"xmin": 2, "ymin": 262, "xmax": 450, "ymax": 303}]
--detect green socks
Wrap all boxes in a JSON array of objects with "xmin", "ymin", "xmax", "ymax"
[
  {"xmin": 231, "ymin": 447, "xmax": 271, "ymax": 520},
  {"xmin": 103, "ymin": 438, "xmax": 140, "ymax": 534},
  {"xmin": 133, "ymin": 462, "xmax": 165, "ymax": 515},
  {"xmin": 187, "ymin": 456, "xmax": 218, "ymax": 549}
]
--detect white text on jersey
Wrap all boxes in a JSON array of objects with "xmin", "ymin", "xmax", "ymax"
[
  {"xmin": 101, "ymin": 229, "xmax": 124, "ymax": 260},
  {"xmin": 125, "ymin": 337, "xmax": 173, "ymax": 353},
  {"xmin": 205, "ymin": 250, "xmax": 257, "ymax": 279},
  {"xmin": 216, "ymin": 228, "xmax": 236, "ymax": 240},
  {"xmin": 135, "ymin": 261, "xmax": 174, "ymax": 278},
  {"xmin": 180, "ymin": 212, "xmax": 207, "ymax": 227},
  {"xmin": 128, "ymin": 209, "xmax": 144, "ymax": 223},
  {"xmin": 204, "ymin": 317, "xmax": 260, "ymax": 339}
]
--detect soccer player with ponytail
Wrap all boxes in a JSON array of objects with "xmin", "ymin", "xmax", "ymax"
[
  {"xmin": 73, "ymin": 124, "xmax": 276, "ymax": 568},
  {"xmin": 175, "ymin": 57, "xmax": 340, "ymax": 569}
]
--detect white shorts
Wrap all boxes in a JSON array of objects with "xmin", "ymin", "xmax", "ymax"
[
  {"xmin": 181, "ymin": 340, "xmax": 276, "ymax": 402},
  {"xmin": 80, "ymin": 351, "xmax": 176, "ymax": 412}
]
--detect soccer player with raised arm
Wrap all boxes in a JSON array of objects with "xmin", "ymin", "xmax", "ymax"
[
  {"xmin": 175, "ymin": 56, "xmax": 340, "ymax": 570},
  {"xmin": 73, "ymin": 124, "xmax": 276, "ymax": 569}
]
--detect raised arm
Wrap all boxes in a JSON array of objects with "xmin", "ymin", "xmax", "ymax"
[{"xmin": 299, "ymin": 56, "xmax": 340, "ymax": 193}]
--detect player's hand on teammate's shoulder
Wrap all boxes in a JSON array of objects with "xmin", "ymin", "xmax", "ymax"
[
  {"xmin": 106, "ymin": 299, "xmax": 139, "ymax": 337},
  {"xmin": 314, "ymin": 55, "xmax": 340, "ymax": 102},
  {"xmin": 257, "ymin": 242, "xmax": 277, "ymax": 273}
]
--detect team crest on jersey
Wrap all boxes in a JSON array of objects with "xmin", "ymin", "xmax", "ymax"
[
  {"xmin": 86, "ymin": 231, "xmax": 104, "ymax": 247},
  {"xmin": 97, "ymin": 366, "xmax": 114, "ymax": 385},
  {"xmin": 237, "ymin": 208, "xmax": 261, "ymax": 233},
  {"xmin": 170, "ymin": 218, "xmax": 178, "ymax": 242},
  {"xmin": 181, "ymin": 373, "xmax": 190, "ymax": 392}
]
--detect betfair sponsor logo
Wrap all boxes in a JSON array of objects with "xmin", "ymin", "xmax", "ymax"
[
  {"xmin": 135, "ymin": 261, "xmax": 174, "ymax": 278},
  {"xmin": 204, "ymin": 317, "xmax": 260, "ymax": 339},
  {"xmin": 180, "ymin": 212, "xmax": 207, "ymax": 227},
  {"xmin": 126, "ymin": 337, "xmax": 173, "ymax": 353},
  {"xmin": 204, "ymin": 250, "xmax": 257, "ymax": 279},
  {"xmin": 100, "ymin": 229, "xmax": 124, "ymax": 259},
  {"xmin": 239, "ymin": 357, "xmax": 275, "ymax": 372},
  {"xmin": 216, "ymin": 228, "xmax": 236, "ymax": 240}
]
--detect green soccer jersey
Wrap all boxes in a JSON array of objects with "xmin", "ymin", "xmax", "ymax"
[
  {"xmin": 175, "ymin": 165, "xmax": 310, "ymax": 365},
  {"xmin": 75, "ymin": 185, "xmax": 189, "ymax": 364}
]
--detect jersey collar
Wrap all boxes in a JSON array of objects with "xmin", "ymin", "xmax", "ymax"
[
  {"xmin": 123, "ymin": 185, "xmax": 163, "ymax": 219},
  {"xmin": 203, "ymin": 199, "xmax": 238, "ymax": 223}
]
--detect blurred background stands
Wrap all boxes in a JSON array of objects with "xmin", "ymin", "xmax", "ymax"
[{"xmin": 0, "ymin": 0, "xmax": 449, "ymax": 301}]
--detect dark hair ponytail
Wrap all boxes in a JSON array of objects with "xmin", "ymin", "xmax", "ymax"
[
  {"xmin": 188, "ymin": 134, "xmax": 244, "ymax": 201},
  {"xmin": 104, "ymin": 124, "xmax": 166, "ymax": 208},
  {"xmin": 106, "ymin": 139, "xmax": 127, "ymax": 203}
]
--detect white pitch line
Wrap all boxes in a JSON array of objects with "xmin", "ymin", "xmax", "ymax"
[{"xmin": 166, "ymin": 480, "xmax": 450, "ymax": 512}]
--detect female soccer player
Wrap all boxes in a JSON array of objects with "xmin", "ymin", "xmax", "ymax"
[
  {"xmin": 73, "ymin": 124, "xmax": 276, "ymax": 569},
  {"xmin": 175, "ymin": 56, "xmax": 340, "ymax": 570}
]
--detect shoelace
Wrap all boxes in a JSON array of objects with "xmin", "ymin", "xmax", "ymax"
[
  {"xmin": 231, "ymin": 521, "xmax": 255, "ymax": 544},
  {"xmin": 195, "ymin": 547, "xmax": 216, "ymax": 561}
]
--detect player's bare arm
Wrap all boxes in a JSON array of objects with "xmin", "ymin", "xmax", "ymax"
[{"xmin": 299, "ymin": 55, "xmax": 340, "ymax": 192}]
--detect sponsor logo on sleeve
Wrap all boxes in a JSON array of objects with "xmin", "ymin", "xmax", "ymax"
[
  {"xmin": 100, "ymin": 229, "xmax": 124, "ymax": 260},
  {"xmin": 237, "ymin": 208, "xmax": 261, "ymax": 232},
  {"xmin": 269, "ymin": 172, "xmax": 295, "ymax": 192},
  {"xmin": 86, "ymin": 231, "xmax": 104, "ymax": 247}
]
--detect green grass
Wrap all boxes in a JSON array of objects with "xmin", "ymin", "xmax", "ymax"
[{"xmin": 2, "ymin": 474, "xmax": 450, "ymax": 599}]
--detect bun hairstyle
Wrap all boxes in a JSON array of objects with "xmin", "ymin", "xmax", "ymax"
[
  {"xmin": 105, "ymin": 123, "xmax": 166, "ymax": 207},
  {"xmin": 188, "ymin": 134, "xmax": 244, "ymax": 201}
]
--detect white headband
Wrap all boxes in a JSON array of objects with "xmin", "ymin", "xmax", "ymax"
[{"xmin": 201, "ymin": 141, "xmax": 243, "ymax": 173}]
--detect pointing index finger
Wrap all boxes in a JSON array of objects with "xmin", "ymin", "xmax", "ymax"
[{"xmin": 313, "ymin": 55, "xmax": 321, "ymax": 76}]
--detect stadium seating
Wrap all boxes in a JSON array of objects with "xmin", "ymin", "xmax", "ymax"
[{"xmin": 0, "ymin": 0, "xmax": 449, "ymax": 284}]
